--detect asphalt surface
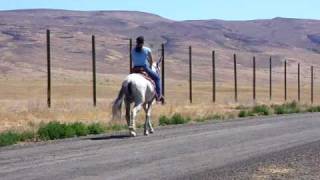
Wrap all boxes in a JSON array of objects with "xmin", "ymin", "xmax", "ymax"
[
  {"xmin": 1, "ymin": 113, "xmax": 320, "ymax": 180},
  {"xmin": 186, "ymin": 139, "xmax": 320, "ymax": 180}
]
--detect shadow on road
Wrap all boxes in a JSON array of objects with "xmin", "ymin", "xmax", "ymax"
[{"xmin": 89, "ymin": 134, "xmax": 131, "ymax": 141}]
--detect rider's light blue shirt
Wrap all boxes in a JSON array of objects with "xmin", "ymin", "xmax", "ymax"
[{"xmin": 132, "ymin": 46, "xmax": 151, "ymax": 67}]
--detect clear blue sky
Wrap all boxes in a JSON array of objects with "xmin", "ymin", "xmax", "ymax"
[{"xmin": 1, "ymin": 0, "xmax": 319, "ymax": 21}]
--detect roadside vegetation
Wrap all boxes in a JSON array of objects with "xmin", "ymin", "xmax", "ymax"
[
  {"xmin": 159, "ymin": 113, "xmax": 191, "ymax": 126},
  {"xmin": 237, "ymin": 101, "xmax": 318, "ymax": 117},
  {"xmin": 1, "ymin": 101, "xmax": 320, "ymax": 147},
  {"xmin": 0, "ymin": 122, "xmax": 122, "ymax": 147}
]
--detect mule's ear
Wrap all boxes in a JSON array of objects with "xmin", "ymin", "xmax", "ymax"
[{"xmin": 156, "ymin": 56, "xmax": 163, "ymax": 67}]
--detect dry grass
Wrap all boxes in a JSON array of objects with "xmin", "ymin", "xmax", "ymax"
[
  {"xmin": 252, "ymin": 165, "xmax": 295, "ymax": 180},
  {"xmin": 0, "ymin": 69, "xmax": 318, "ymax": 133},
  {"xmin": 0, "ymin": 97, "xmax": 234, "ymax": 133}
]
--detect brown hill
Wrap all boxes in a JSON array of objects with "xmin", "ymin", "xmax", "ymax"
[{"xmin": 0, "ymin": 9, "xmax": 320, "ymax": 80}]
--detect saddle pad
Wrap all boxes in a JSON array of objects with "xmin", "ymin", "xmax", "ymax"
[{"xmin": 132, "ymin": 67, "xmax": 156, "ymax": 89}]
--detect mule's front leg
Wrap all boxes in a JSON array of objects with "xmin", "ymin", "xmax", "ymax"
[
  {"xmin": 148, "ymin": 115, "xmax": 154, "ymax": 134},
  {"xmin": 144, "ymin": 103, "xmax": 154, "ymax": 136},
  {"xmin": 130, "ymin": 103, "xmax": 142, "ymax": 137},
  {"xmin": 144, "ymin": 115, "xmax": 154, "ymax": 136},
  {"xmin": 144, "ymin": 114, "xmax": 150, "ymax": 136},
  {"xmin": 147, "ymin": 104, "xmax": 154, "ymax": 134},
  {"xmin": 143, "ymin": 104, "xmax": 149, "ymax": 136}
]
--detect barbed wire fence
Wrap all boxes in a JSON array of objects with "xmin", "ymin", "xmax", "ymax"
[{"xmin": 39, "ymin": 30, "xmax": 320, "ymax": 108}]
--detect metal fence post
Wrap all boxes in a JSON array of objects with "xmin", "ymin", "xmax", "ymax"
[
  {"xmin": 269, "ymin": 56, "xmax": 272, "ymax": 100},
  {"xmin": 212, "ymin": 50, "xmax": 216, "ymax": 103},
  {"xmin": 284, "ymin": 60, "xmax": 287, "ymax": 101},
  {"xmin": 92, "ymin": 35, "xmax": 97, "ymax": 107},
  {"xmin": 161, "ymin": 44, "xmax": 165, "ymax": 97},
  {"xmin": 129, "ymin": 39, "xmax": 133, "ymax": 73},
  {"xmin": 234, "ymin": 54, "xmax": 238, "ymax": 102},
  {"xmin": 189, "ymin": 46, "xmax": 192, "ymax": 103},
  {"xmin": 298, "ymin": 63, "xmax": 300, "ymax": 102},
  {"xmin": 311, "ymin": 66, "xmax": 314, "ymax": 104},
  {"xmin": 253, "ymin": 56, "xmax": 256, "ymax": 101},
  {"xmin": 46, "ymin": 29, "xmax": 51, "ymax": 108}
]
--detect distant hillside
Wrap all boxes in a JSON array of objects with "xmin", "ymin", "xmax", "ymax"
[{"xmin": 0, "ymin": 9, "xmax": 320, "ymax": 80}]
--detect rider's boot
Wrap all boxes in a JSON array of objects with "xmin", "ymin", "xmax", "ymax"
[{"xmin": 156, "ymin": 95, "xmax": 165, "ymax": 105}]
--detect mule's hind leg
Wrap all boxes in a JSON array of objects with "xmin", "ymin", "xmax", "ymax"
[
  {"xmin": 125, "ymin": 101, "xmax": 130, "ymax": 127},
  {"xmin": 129, "ymin": 102, "xmax": 143, "ymax": 137}
]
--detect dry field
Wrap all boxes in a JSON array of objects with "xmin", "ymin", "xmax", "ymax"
[
  {"xmin": 2, "ymin": 10, "xmax": 320, "ymax": 134},
  {"xmin": 0, "ymin": 64, "xmax": 318, "ymax": 133}
]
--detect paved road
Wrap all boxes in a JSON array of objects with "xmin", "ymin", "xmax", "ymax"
[
  {"xmin": 1, "ymin": 113, "xmax": 320, "ymax": 180},
  {"xmin": 186, "ymin": 139, "xmax": 320, "ymax": 179}
]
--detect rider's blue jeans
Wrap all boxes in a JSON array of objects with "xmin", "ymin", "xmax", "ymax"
[{"xmin": 136, "ymin": 65, "xmax": 161, "ymax": 97}]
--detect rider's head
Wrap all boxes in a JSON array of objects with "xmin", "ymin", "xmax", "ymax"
[{"xmin": 135, "ymin": 36, "xmax": 144, "ymax": 52}]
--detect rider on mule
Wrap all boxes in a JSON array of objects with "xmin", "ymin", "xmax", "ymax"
[{"xmin": 132, "ymin": 36, "xmax": 164, "ymax": 104}]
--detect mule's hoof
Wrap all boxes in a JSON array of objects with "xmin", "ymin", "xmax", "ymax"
[
  {"xmin": 150, "ymin": 129, "xmax": 154, "ymax": 134},
  {"xmin": 144, "ymin": 130, "xmax": 149, "ymax": 136},
  {"xmin": 129, "ymin": 131, "xmax": 137, "ymax": 137}
]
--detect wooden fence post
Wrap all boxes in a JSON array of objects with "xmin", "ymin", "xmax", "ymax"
[
  {"xmin": 46, "ymin": 29, "xmax": 51, "ymax": 108},
  {"xmin": 234, "ymin": 54, "xmax": 238, "ymax": 102},
  {"xmin": 92, "ymin": 35, "xmax": 97, "ymax": 107},
  {"xmin": 212, "ymin": 50, "xmax": 216, "ymax": 103},
  {"xmin": 129, "ymin": 39, "xmax": 133, "ymax": 73},
  {"xmin": 253, "ymin": 56, "xmax": 256, "ymax": 101},
  {"xmin": 189, "ymin": 46, "xmax": 192, "ymax": 103}
]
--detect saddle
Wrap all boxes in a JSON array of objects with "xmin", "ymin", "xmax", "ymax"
[{"xmin": 131, "ymin": 67, "xmax": 156, "ymax": 89}]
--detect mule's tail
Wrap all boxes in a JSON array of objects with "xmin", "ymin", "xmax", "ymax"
[{"xmin": 112, "ymin": 82, "xmax": 130, "ymax": 120}]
